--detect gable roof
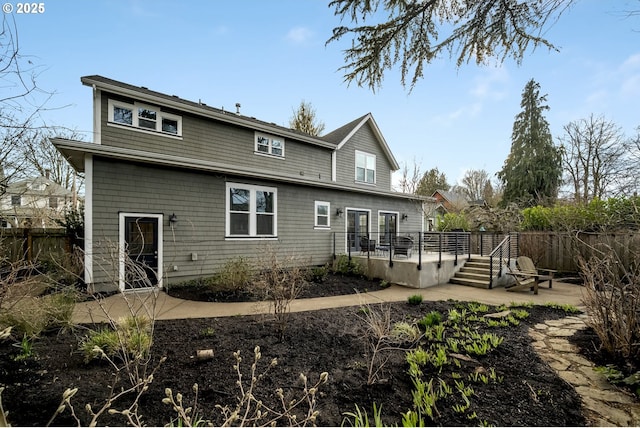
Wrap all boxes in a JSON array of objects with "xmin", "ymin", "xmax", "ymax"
[
  {"xmin": 432, "ymin": 189, "xmax": 469, "ymax": 209},
  {"xmin": 81, "ymin": 75, "xmax": 337, "ymax": 150},
  {"xmin": 321, "ymin": 113, "xmax": 400, "ymax": 171},
  {"xmin": 7, "ymin": 175, "xmax": 73, "ymax": 197}
]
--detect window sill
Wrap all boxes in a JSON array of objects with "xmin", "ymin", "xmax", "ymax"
[
  {"xmin": 355, "ymin": 180, "xmax": 377, "ymax": 186},
  {"xmin": 254, "ymin": 151, "xmax": 285, "ymax": 160},
  {"xmin": 107, "ymin": 122, "xmax": 183, "ymax": 140},
  {"xmin": 225, "ymin": 236, "xmax": 278, "ymax": 241},
  {"xmin": 314, "ymin": 226, "xmax": 331, "ymax": 230}
]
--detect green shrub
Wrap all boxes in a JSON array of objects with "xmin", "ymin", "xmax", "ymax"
[
  {"xmin": 309, "ymin": 265, "xmax": 329, "ymax": 283},
  {"xmin": 80, "ymin": 326, "xmax": 120, "ymax": 361},
  {"xmin": 333, "ymin": 254, "xmax": 363, "ymax": 276},
  {"xmin": 407, "ymin": 294, "xmax": 423, "ymax": 305},
  {"xmin": 214, "ymin": 257, "xmax": 252, "ymax": 290},
  {"xmin": 418, "ymin": 311, "xmax": 442, "ymax": 329},
  {"xmin": 0, "ymin": 288, "xmax": 77, "ymax": 336},
  {"xmin": 81, "ymin": 315, "xmax": 152, "ymax": 362}
]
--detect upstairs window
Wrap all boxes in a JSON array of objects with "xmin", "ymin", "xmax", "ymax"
[
  {"xmin": 11, "ymin": 195, "xmax": 21, "ymax": 206},
  {"xmin": 137, "ymin": 107, "xmax": 157, "ymax": 130},
  {"xmin": 49, "ymin": 197, "xmax": 59, "ymax": 209},
  {"xmin": 255, "ymin": 133, "xmax": 285, "ymax": 157},
  {"xmin": 108, "ymin": 99, "xmax": 182, "ymax": 136},
  {"xmin": 355, "ymin": 151, "xmax": 376, "ymax": 184}
]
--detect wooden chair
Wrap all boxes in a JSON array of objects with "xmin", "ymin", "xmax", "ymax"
[
  {"xmin": 505, "ymin": 268, "xmax": 539, "ymax": 295},
  {"xmin": 516, "ymin": 256, "xmax": 556, "ymax": 289}
]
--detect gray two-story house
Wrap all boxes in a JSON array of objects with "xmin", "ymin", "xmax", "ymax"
[{"xmin": 53, "ymin": 76, "xmax": 426, "ymax": 293}]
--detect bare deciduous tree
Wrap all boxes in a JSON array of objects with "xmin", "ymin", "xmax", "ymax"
[
  {"xmin": 21, "ymin": 127, "xmax": 85, "ymax": 191},
  {"xmin": 453, "ymin": 169, "xmax": 493, "ymax": 203},
  {"xmin": 0, "ymin": 15, "xmax": 63, "ymax": 195},
  {"xmin": 396, "ymin": 158, "xmax": 422, "ymax": 194},
  {"xmin": 558, "ymin": 114, "xmax": 630, "ymax": 203}
]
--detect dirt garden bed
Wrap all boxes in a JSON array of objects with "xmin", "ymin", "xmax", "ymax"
[{"xmin": 0, "ymin": 272, "xmax": 619, "ymax": 426}]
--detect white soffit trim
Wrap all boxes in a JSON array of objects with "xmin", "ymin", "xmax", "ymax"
[{"xmin": 335, "ymin": 113, "xmax": 400, "ymax": 171}]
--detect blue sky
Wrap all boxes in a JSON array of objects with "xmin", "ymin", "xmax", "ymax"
[{"xmin": 9, "ymin": 0, "xmax": 640, "ymax": 187}]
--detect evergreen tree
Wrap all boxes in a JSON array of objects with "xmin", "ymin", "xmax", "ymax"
[
  {"xmin": 498, "ymin": 79, "xmax": 562, "ymax": 207},
  {"xmin": 415, "ymin": 167, "xmax": 450, "ymax": 197},
  {"xmin": 289, "ymin": 100, "xmax": 325, "ymax": 136}
]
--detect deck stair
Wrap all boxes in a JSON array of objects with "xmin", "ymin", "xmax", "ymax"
[{"xmin": 449, "ymin": 256, "xmax": 495, "ymax": 289}]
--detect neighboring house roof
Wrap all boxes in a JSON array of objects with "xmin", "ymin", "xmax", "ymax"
[
  {"xmin": 432, "ymin": 190, "xmax": 467, "ymax": 206},
  {"xmin": 321, "ymin": 113, "xmax": 400, "ymax": 171},
  {"xmin": 6, "ymin": 176, "xmax": 73, "ymax": 198}
]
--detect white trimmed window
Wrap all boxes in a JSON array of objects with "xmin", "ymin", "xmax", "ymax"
[
  {"xmin": 255, "ymin": 133, "xmax": 285, "ymax": 157},
  {"xmin": 314, "ymin": 201, "xmax": 330, "ymax": 228},
  {"xmin": 226, "ymin": 183, "xmax": 277, "ymax": 238},
  {"xmin": 108, "ymin": 99, "xmax": 182, "ymax": 136},
  {"xmin": 355, "ymin": 151, "xmax": 376, "ymax": 184}
]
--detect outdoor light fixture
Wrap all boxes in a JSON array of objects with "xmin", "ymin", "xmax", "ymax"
[
  {"xmin": 336, "ymin": 208, "xmax": 344, "ymax": 217},
  {"xmin": 169, "ymin": 213, "xmax": 178, "ymax": 225},
  {"xmin": 401, "ymin": 213, "xmax": 408, "ymax": 221}
]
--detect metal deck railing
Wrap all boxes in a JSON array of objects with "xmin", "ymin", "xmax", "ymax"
[{"xmin": 332, "ymin": 231, "xmax": 472, "ymax": 270}]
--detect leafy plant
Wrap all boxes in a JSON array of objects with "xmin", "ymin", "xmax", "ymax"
[
  {"xmin": 595, "ymin": 365, "xmax": 640, "ymax": 396},
  {"xmin": 543, "ymin": 302, "xmax": 581, "ymax": 314},
  {"xmin": 309, "ymin": 265, "xmax": 329, "ymax": 283},
  {"xmin": 407, "ymin": 294, "xmax": 423, "ymax": 305},
  {"xmin": 418, "ymin": 311, "xmax": 442, "ymax": 329},
  {"xmin": 342, "ymin": 403, "xmax": 384, "ymax": 427},
  {"xmin": 466, "ymin": 302, "xmax": 489, "ymax": 313},
  {"xmin": 333, "ymin": 254, "xmax": 364, "ymax": 276},
  {"xmin": 12, "ymin": 334, "xmax": 34, "ymax": 361},
  {"xmin": 391, "ymin": 321, "xmax": 422, "ymax": 343},
  {"xmin": 510, "ymin": 309, "xmax": 530, "ymax": 319},
  {"xmin": 199, "ymin": 327, "xmax": 215, "ymax": 338},
  {"xmin": 214, "ymin": 257, "xmax": 252, "ymax": 291},
  {"xmin": 80, "ymin": 315, "xmax": 152, "ymax": 363}
]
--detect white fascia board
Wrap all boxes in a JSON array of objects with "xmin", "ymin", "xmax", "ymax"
[{"xmin": 334, "ymin": 113, "xmax": 400, "ymax": 171}]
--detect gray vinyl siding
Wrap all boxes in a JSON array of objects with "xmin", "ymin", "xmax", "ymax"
[
  {"xmin": 90, "ymin": 157, "xmax": 422, "ymax": 291},
  {"xmin": 334, "ymin": 122, "xmax": 394, "ymax": 191},
  {"xmin": 99, "ymin": 93, "xmax": 333, "ymax": 184}
]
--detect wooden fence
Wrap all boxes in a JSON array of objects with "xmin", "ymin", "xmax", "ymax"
[
  {"xmin": 0, "ymin": 228, "xmax": 70, "ymax": 265},
  {"xmin": 470, "ymin": 231, "xmax": 640, "ymax": 274}
]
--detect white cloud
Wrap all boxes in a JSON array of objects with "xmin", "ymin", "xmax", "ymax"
[
  {"xmin": 620, "ymin": 53, "xmax": 640, "ymax": 72},
  {"xmin": 470, "ymin": 67, "xmax": 510, "ymax": 101},
  {"xmin": 286, "ymin": 26, "xmax": 313, "ymax": 45}
]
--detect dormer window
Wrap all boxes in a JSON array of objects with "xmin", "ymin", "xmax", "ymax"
[
  {"xmin": 108, "ymin": 99, "xmax": 182, "ymax": 137},
  {"xmin": 255, "ymin": 133, "xmax": 285, "ymax": 158}
]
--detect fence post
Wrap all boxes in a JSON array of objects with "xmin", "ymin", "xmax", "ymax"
[
  {"xmin": 417, "ymin": 232, "xmax": 422, "ymax": 270},
  {"xmin": 333, "ymin": 232, "xmax": 336, "ymax": 260}
]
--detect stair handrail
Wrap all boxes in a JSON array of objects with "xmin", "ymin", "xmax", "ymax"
[{"xmin": 487, "ymin": 233, "xmax": 519, "ymax": 289}]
